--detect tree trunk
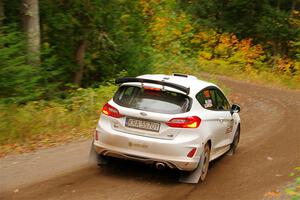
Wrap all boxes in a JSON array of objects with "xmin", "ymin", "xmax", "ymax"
[
  {"xmin": 276, "ymin": 0, "xmax": 281, "ymax": 10},
  {"xmin": 22, "ymin": 0, "xmax": 41, "ymax": 66},
  {"xmin": 290, "ymin": 0, "xmax": 296, "ymax": 16},
  {"xmin": 73, "ymin": 39, "xmax": 87, "ymax": 86},
  {"xmin": 0, "ymin": 0, "xmax": 4, "ymax": 27},
  {"xmin": 211, "ymin": 31, "xmax": 221, "ymax": 59},
  {"xmin": 272, "ymin": 41, "xmax": 279, "ymax": 56}
]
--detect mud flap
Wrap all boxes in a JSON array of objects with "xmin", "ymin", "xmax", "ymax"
[
  {"xmin": 226, "ymin": 148, "xmax": 234, "ymax": 156},
  {"xmin": 88, "ymin": 139, "xmax": 97, "ymax": 164},
  {"xmin": 89, "ymin": 139, "xmax": 108, "ymax": 165},
  {"xmin": 179, "ymin": 154, "xmax": 204, "ymax": 184}
]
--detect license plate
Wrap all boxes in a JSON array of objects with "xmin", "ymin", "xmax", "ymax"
[{"xmin": 125, "ymin": 118, "xmax": 160, "ymax": 132}]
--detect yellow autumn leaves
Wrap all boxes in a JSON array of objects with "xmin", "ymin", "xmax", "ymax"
[{"xmin": 139, "ymin": 0, "xmax": 299, "ymax": 79}]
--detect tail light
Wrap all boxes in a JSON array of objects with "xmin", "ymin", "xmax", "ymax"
[
  {"xmin": 166, "ymin": 116, "xmax": 201, "ymax": 128},
  {"xmin": 102, "ymin": 103, "xmax": 123, "ymax": 118}
]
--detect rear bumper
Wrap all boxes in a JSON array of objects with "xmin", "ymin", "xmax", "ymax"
[{"xmin": 94, "ymin": 126, "xmax": 204, "ymax": 171}]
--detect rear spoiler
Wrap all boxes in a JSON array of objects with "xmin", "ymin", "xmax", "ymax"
[{"xmin": 115, "ymin": 77, "xmax": 190, "ymax": 95}]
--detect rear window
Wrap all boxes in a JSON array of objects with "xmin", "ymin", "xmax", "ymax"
[{"xmin": 113, "ymin": 86, "xmax": 191, "ymax": 114}]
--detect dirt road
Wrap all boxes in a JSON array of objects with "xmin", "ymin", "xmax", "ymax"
[{"xmin": 1, "ymin": 77, "xmax": 300, "ymax": 200}]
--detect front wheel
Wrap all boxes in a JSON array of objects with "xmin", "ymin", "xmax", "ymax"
[{"xmin": 229, "ymin": 126, "xmax": 240, "ymax": 155}]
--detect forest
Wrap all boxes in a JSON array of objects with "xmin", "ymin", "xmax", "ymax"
[{"xmin": 0, "ymin": 0, "xmax": 299, "ymax": 154}]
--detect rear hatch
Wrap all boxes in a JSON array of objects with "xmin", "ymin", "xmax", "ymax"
[{"xmin": 108, "ymin": 84, "xmax": 192, "ymax": 140}]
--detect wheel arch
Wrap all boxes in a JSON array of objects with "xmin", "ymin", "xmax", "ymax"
[{"xmin": 206, "ymin": 139, "xmax": 212, "ymax": 149}]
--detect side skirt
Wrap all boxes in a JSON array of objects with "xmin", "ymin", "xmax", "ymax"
[{"xmin": 210, "ymin": 145, "xmax": 231, "ymax": 161}]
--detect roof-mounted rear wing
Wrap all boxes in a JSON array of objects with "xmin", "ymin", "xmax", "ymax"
[{"xmin": 115, "ymin": 77, "xmax": 190, "ymax": 95}]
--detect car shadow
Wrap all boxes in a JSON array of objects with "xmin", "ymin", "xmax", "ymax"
[
  {"xmin": 97, "ymin": 158, "xmax": 180, "ymax": 185},
  {"xmin": 96, "ymin": 152, "xmax": 230, "ymax": 185}
]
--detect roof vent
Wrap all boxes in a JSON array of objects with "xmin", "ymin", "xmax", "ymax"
[{"xmin": 172, "ymin": 73, "xmax": 197, "ymax": 80}]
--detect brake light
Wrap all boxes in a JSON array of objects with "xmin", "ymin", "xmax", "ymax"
[
  {"xmin": 102, "ymin": 103, "xmax": 123, "ymax": 118},
  {"xmin": 166, "ymin": 116, "xmax": 201, "ymax": 128},
  {"xmin": 143, "ymin": 86, "xmax": 161, "ymax": 91}
]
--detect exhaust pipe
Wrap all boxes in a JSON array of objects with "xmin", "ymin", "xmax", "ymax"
[{"xmin": 155, "ymin": 162, "xmax": 166, "ymax": 170}]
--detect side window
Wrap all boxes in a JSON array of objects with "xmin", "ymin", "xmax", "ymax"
[
  {"xmin": 115, "ymin": 86, "xmax": 136, "ymax": 106},
  {"xmin": 196, "ymin": 89, "xmax": 214, "ymax": 110},
  {"xmin": 209, "ymin": 89, "xmax": 219, "ymax": 109},
  {"xmin": 214, "ymin": 89, "xmax": 230, "ymax": 110},
  {"xmin": 196, "ymin": 88, "xmax": 230, "ymax": 111}
]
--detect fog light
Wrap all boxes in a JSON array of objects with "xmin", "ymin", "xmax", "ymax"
[{"xmin": 187, "ymin": 147, "xmax": 197, "ymax": 158}]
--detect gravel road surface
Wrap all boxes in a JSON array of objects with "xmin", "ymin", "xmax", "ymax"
[{"xmin": 1, "ymin": 76, "xmax": 299, "ymax": 200}]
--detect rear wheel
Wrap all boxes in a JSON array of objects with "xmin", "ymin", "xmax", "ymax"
[
  {"xmin": 178, "ymin": 143, "xmax": 211, "ymax": 183},
  {"xmin": 200, "ymin": 144, "xmax": 210, "ymax": 182},
  {"xmin": 96, "ymin": 154, "xmax": 109, "ymax": 166}
]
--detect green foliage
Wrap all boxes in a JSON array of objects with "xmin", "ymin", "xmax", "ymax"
[
  {"xmin": 0, "ymin": 25, "xmax": 41, "ymax": 103},
  {"xmin": 40, "ymin": 0, "xmax": 151, "ymax": 87},
  {"xmin": 180, "ymin": 0, "xmax": 300, "ymax": 58},
  {"xmin": 1, "ymin": 0, "xmax": 154, "ymax": 103},
  {"xmin": 255, "ymin": 5, "xmax": 299, "ymax": 52},
  {"xmin": 39, "ymin": 44, "xmax": 64, "ymax": 99},
  {"xmin": 2, "ymin": 0, "xmax": 299, "ymax": 104}
]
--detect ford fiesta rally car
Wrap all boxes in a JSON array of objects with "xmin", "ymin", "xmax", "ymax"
[{"xmin": 92, "ymin": 74, "xmax": 241, "ymax": 183}]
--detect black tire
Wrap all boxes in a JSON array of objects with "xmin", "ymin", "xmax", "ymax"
[
  {"xmin": 200, "ymin": 143, "xmax": 211, "ymax": 182},
  {"xmin": 230, "ymin": 125, "xmax": 240, "ymax": 154},
  {"xmin": 96, "ymin": 154, "xmax": 109, "ymax": 166}
]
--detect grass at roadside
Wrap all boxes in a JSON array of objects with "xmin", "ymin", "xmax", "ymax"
[
  {"xmin": 285, "ymin": 167, "xmax": 300, "ymax": 200},
  {"xmin": 263, "ymin": 167, "xmax": 300, "ymax": 200},
  {"xmin": 0, "ymin": 84, "xmax": 117, "ymax": 157},
  {"xmin": 197, "ymin": 60, "xmax": 300, "ymax": 90}
]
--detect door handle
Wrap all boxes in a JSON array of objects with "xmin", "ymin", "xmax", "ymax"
[{"xmin": 219, "ymin": 118, "xmax": 224, "ymax": 123}]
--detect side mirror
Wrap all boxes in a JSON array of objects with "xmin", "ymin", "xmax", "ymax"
[{"xmin": 230, "ymin": 104, "xmax": 241, "ymax": 115}]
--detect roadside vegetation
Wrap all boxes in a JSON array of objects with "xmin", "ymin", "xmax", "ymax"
[
  {"xmin": 264, "ymin": 167, "xmax": 300, "ymax": 199},
  {"xmin": 285, "ymin": 167, "xmax": 300, "ymax": 200},
  {"xmin": 0, "ymin": 0, "xmax": 299, "ymax": 156}
]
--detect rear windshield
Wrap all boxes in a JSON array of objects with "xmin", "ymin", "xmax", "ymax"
[{"xmin": 113, "ymin": 86, "xmax": 191, "ymax": 114}]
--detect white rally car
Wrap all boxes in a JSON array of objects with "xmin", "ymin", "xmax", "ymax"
[{"xmin": 93, "ymin": 74, "xmax": 241, "ymax": 183}]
